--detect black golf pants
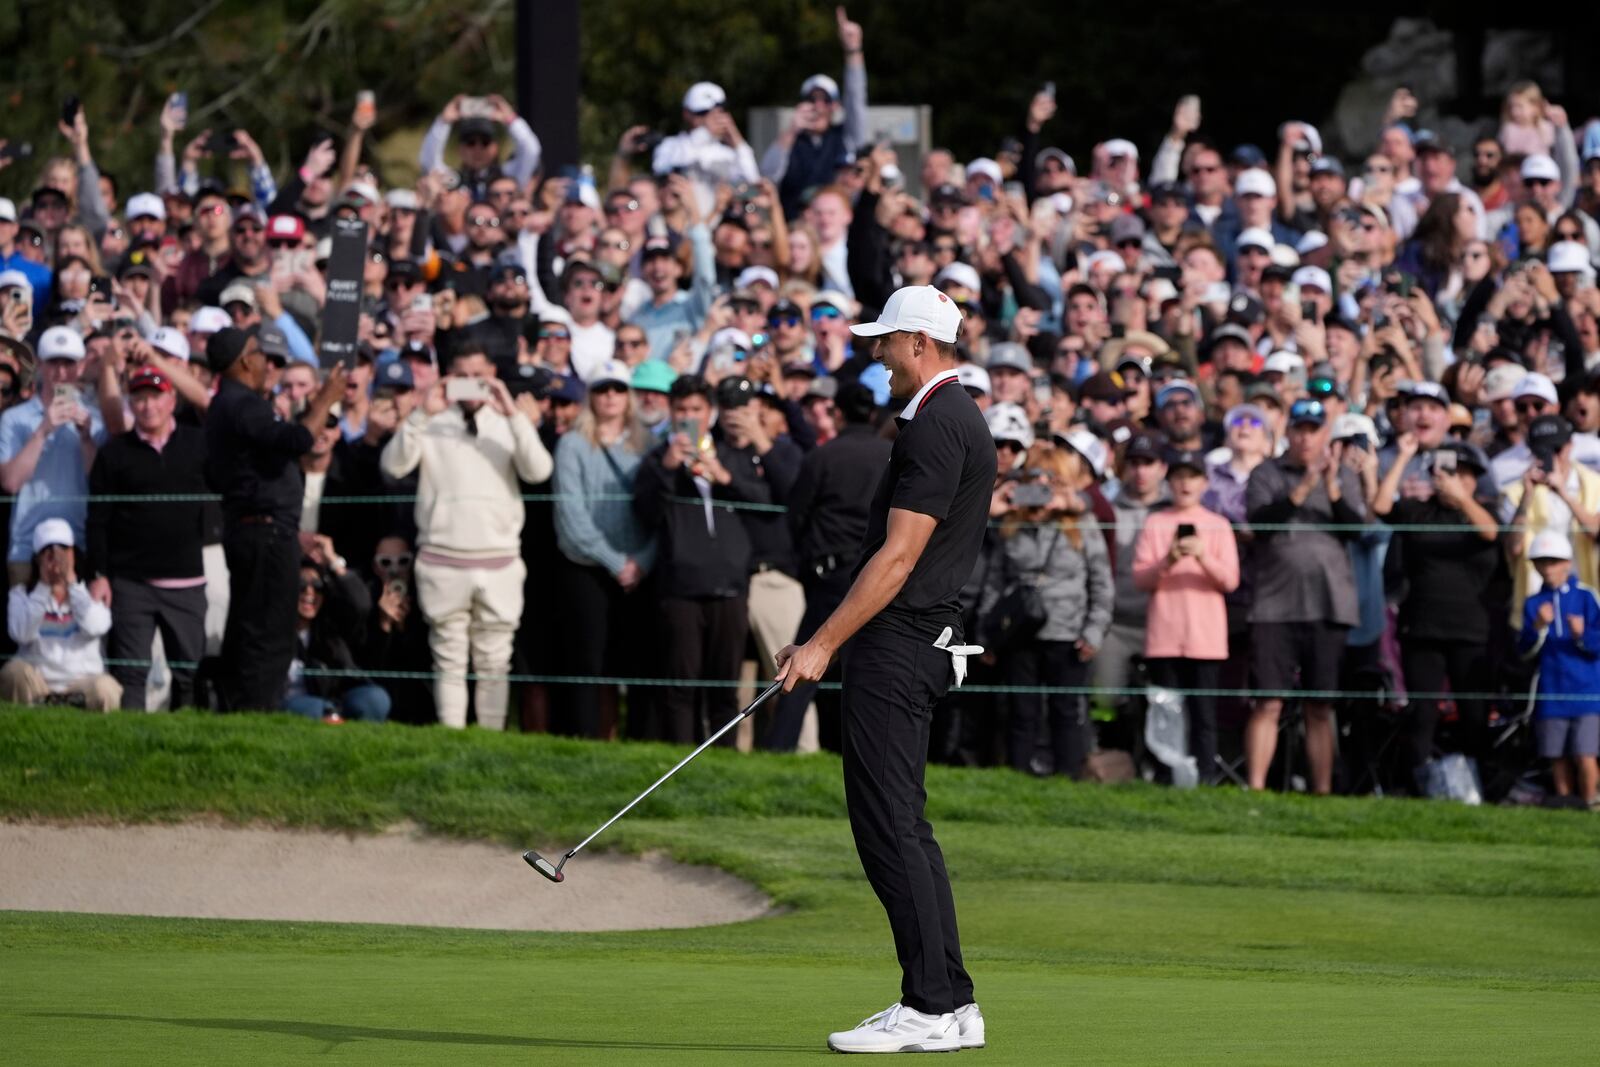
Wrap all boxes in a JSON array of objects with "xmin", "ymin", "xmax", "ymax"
[
  {"xmin": 219, "ymin": 522, "xmax": 300, "ymax": 713},
  {"xmin": 841, "ymin": 624, "xmax": 974, "ymax": 1016}
]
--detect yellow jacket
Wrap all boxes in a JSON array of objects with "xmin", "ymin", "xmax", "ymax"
[{"xmin": 1505, "ymin": 466, "xmax": 1600, "ymax": 627}]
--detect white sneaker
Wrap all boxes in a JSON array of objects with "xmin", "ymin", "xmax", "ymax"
[
  {"xmin": 827, "ymin": 1002, "xmax": 961, "ymax": 1054},
  {"xmin": 954, "ymin": 1003, "xmax": 984, "ymax": 1049}
]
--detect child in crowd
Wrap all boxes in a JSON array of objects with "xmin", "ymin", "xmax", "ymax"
[
  {"xmin": 1498, "ymin": 80, "xmax": 1556, "ymax": 156},
  {"xmin": 1517, "ymin": 532, "xmax": 1600, "ymax": 809}
]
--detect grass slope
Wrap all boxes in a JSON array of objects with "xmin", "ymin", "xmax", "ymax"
[{"xmin": 2, "ymin": 709, "xmax": 1597, "ymax": 1065}]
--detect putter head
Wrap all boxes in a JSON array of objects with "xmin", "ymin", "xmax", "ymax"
[{"xmin": 523, "ymin": 850, "xmax": 565, "ymax": 882}]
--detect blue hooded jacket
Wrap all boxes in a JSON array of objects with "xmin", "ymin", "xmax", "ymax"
[{"xmin": 1517, "ymin": 577, "xmax": 1600, "ymax": 719}]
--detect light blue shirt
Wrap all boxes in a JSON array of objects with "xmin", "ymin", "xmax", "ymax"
[
  {"xmin": 0, "ymin": 395, "xmax": 108, "ymax": 563},
  {"xmin": 628, "ymin": 224, "xmax": 716, "ymax": 362}
]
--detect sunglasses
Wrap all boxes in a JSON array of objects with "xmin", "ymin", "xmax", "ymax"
[
  {"xmin": 375, "ymin": 553, "xmax": 414, "ymax": 571},
  {"xmin": 933, "ymin": 243, "xmax": 960, "ymax": 254},
  {"xmin": 1187, "ymin": 163, "xmax": 1221, "ymax": 175},
  {"xmin": 299, "ymin": 578, "xmax": 325, "ymax": 593},
  {"xmin": 1516, "ymin": 399, "xmax": 1551, "ymax": 414},
  {"xmin": 996, "ymin": 440, "xmax": 1026, "ymax": 452},
  {"xmin": 233, "ymin": 224, "xmax": 264, "ymax": 236},
  {"xmin": 768, "ymin": 314, "xmax": 801, "ymax": 328},
  {"xmin": 267, "ymin": 238, "xmax": 299, "ymax": 249},
  {"xmin": 200, "ymin": 203, "xmax": 229, "ymax": 217},
  {"xmin": 461, "ymin": 136, "xmax": 494, "ymax": 148},
  {"xmin": 600, "ymin": 238, "xmax": 631, "ymax": 252},
  {"xmin": 606, "ymin": 199, "xmax": 641, "ymax": 215},
  {"xmin": 592, "ymin": 382, "xmax": 628, "ymax": 396},
  {"xmin": 568, "ymin": 276, "xmax": 605, "ymax": 291},
  {"xmin": 616, "ymin": 337, "xmax": 648, "ymax": 349},
  {"xmin": 385, "ymin": 276, "xmax": 422, "ymax": 289},
  {"xmin": 469, "ymin": 217, "xmax": 500, "ymax": 228},
  {"xmin": 539, "ymin": 331, "xmax": 571, "ymax": 342},
  {"xmin": 811, "ymin": 306, "xmax": 842, "ymax": 321},
  {"xmin": 1228, "ymin": 414, "xmax": 1266, "ymax": 430},
  {"xmin": 1116, "ymin": 238, "xmax": 1142, "ymax": 249},
  {"xmin": 1526, "ymin": 178, "xmax": 1556, "ymax": 187}
]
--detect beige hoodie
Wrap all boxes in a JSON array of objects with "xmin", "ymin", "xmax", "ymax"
[{"xmin": 380, "ymin": 405, "xmax": 553, "ymax": 559}]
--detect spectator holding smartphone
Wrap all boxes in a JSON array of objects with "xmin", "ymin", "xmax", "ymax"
[
  {"xmin": 0, "ymin": 518, "xmax": 120, "ymax": 710},
  {"xmin": 1517, "ymin": 532, "xmax": 1600, "ymax": 810},
  {"xmin": 1503, "ymin": 416, "xmax": 1600, "ymax": 630},
  {"xmin": 1134, "ymin": 447, "xmax": 1241, "ymax": 782}
]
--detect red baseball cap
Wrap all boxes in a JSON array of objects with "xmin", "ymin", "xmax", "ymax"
[
  {"xmin": 128, "ymin": 367, "xmax": 173, "ymax": 394},
  {"xmin": 267, "ymin": 214, "xmax": 306, "ymax": 242}
]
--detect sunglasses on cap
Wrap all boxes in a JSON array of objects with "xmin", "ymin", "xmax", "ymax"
[
  {"xmin": 1289, "ymin": 399, "xmax": 1326, "ymax": 424},
  {"xmin": 811, "ymin": 305, "xmax": 842, "ymax": 321},
  {"xmin": 1307, "ymin": 378, "xmax": 1339, "ymax": 398}
]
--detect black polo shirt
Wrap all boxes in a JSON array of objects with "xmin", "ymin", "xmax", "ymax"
[
  {"xmin": 855, "ymin": 371, "xmax": 998, "ymax": 639},
  {"xmin": 204, "ymin": 376, "xmax": 315, "ymax": 529}
]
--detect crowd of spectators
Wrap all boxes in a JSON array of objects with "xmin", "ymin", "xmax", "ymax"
[{"xmin": 2, "ymin": 18, "xmax": 1599, "ymax": 807}]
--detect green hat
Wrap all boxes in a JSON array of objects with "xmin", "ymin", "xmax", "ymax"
[{"xmin": 631, "ymin": 360, "xmax": 678, "ymax": 394}]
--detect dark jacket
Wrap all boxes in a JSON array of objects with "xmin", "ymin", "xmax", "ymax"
[
  {"xmin": 300, "ymin": 570, "xmax": 372, "ymax": 698},
  {"xmin": 360, "ymin": 577, "xmax": 436, "ymax": 725},
  {"xmin": 788, "ymin": 423, "xmax": 891, "ymax": 570},
  {"xmin": 86, "ymin": 424, "xmax": 209, "ymax": 581},
  {"xmin": 633, "ymin": 439, "xmax": 769, "ymax": 598},
  {"xmin": 205, "ymin": 377, "xmax": 314, "ymax": 528},
  {"xmin": 724, "ymin": 435, "xmax": 803, "ymax": 576}
]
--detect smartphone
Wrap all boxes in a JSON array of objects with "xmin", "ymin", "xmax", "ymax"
[
  {"xmin": 1537, "ymin": 452, "xmax": 1556, "ymax": 475},
  {"xmin": 1013, "ymin": 483, "xmax": 1052, "ymax": 508},
  {"xmin": 458, "ymin": 96, "xmax": 494, "ymax": 119},
  {"xmin": 168, "ymin": 92, "xmax": 188, "ymax": 129},
  {"xmin": 1433, "ymin": 449, "xmax": 1457, "ymax": 475},
  {"xmin": 410, "ymin": 293, "xmax": 433, "ymax": 313},
  {"xmin": 52, "ymin": 383, "xmax": 81, "ymax": 407},
  {"xmin": 205, "ymin": 130, "xmax": 238, "ymax": 155},
  {"xmin": 1041, "ymin": 81, "xmax": 1056, "ymax": 100},
  {"xmin": 355, "ymin": 90, "xmax": 376, "ymax": 123},
  {"xmin": 61, "ymin": 94, "xmax": 81, "ymax": 126},
  {"xmin": 1033, "ymin": 377, "xmax": 1053, "ymax": 406},
  {"xmin": 0, "ymin": 142, "xmax": 34, "ymax": 162},
  {"xmin": 1346, "ymin": 434, "xmax": 1372, "ymax": 452},
  {"xmin": 1176, "ymin": 522, "xmax": 1197, "ymax": 540},
  {"xmin": 977, "ymin": 184, "xmax": 995, "ymax": 202},
  {"xmin": 386, "ymin": 578, "xmax": 409, "ymax": 600},
  {"xmin": 1301, "ymin": 300, "xmax": 1319, "ymax": 325},
  {"xmin": 445, "ymin": 377, "xmax": 492, "ymax": 403}
]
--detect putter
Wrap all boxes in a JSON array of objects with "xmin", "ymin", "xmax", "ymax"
[{"xmin": 524, "ymin": 679, "xmax": 785, "ymax": 882}]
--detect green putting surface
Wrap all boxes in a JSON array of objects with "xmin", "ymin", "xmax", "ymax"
[{"xmin": 1, "ymin": 709, "xmax": 1596, "ymax": 1064}]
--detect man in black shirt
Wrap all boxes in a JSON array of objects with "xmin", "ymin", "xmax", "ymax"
[
  {"xmin": 87, "ymin": 367, "xmax": 210, "ymax": 709},
  {"xmin": 777, "ymin": 286, "xmax": 996, "ymax": 1054},
  {"xmin": 204, "ymin": 327, "xmax": 345, "ymax": 711},
  {"xmin": 764, "ymin": 381, "xmax": 890, "ymax": 752}
]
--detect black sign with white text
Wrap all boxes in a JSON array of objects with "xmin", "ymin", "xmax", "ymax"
[{"xmin": 317, "ymin": 215, "xmax": 368, "ymax": 368}]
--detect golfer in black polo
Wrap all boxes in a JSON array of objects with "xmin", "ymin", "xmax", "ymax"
[{"xmin": 777, "ymin": 285, "xmax": 997, "ymax": 1054}]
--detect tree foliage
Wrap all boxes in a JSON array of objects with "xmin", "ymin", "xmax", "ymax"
[{"xmin": 1, "ymin": 0, "xmax": 1394, "ymax": 202}]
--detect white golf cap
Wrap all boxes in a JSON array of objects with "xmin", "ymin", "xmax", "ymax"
[
  {"xmin": 734, "ymin": 265, "xmax": 779, "ymax": 290},
  {"xmin": 985, "ymin": 402, "xmax": 1034, "ymax": 448},
  {"xmin": 955, "ymin": 362, "xmax": 991, "ymax": 396},
  {"xmin": 1296, "ymin": 230, "xmax": 1329, "ymax": 256},
  {"xmin": 1291, "ymin": 265, "xmax": 1332, "ymax": 292},
  {"xmin": 1060, "ymin": 427, "xmax": 1108, "ymax": 478},
  {"xmin": 32, "ymin": 518, "xmax": 75, "ymax": 554},
  {"xmin": 934, "ymin": 262, "xmax": 982, "ymax": 294},
  {"xmin": 850, "ymin": 285, "xmax": 963, "ymax": 344},
  {"xmin": 587, "ymin": 358, "xmax": 633, "ymax": 389},
  {"xmin": 538, "ymin": 304, "xmax": 574, "ymax": 327},
  {"xmin": 149, "ymin": 326, "xmax": 191, "ymax": 362},
  {"xmin": 384, "ymin": 189, "xmax": 420, "ymax": 211},
  {"xmin": 1548, "ymin": 241, "xmax": 1593, "ymax": 275},
  {"xmin": 682, "ymin": 82, "xmax": 726, "ymax": 112},
  {"xmin": 1529, "ymin": 530, "xmax": 1573, "ymax": 562},
  {"xmin": 1269, "ymin": 243, "xmax": 1300, "ymax": 269},
  {"xmin": 1235, "ymin": 168, "xmax": 1277, "ymax": 198},
  {"xmin": 1331, "ymin": 412, "xmax": 1378, "ymax": 442},
  {"xmin": 37, "ymin": 326, "xmax": 86, "ymax": 362},
  {"xmin": 0, "ymin": 268, "xmax": 32, "ymax": 294},
  {"xmin": 1236, "ymin": 226, "xmax": 1275, "ymax": 252},
  {"xmin": 1085, "ymin": 249, "xmax": 1125, "ymax": 274},
  {"xmin": 1521, "ymin": 154, "xmax": 1560, "ymax": 182},
  {"xmin": 219, "ymin": 282, "xmax": 257, "ymax": 309},
  {"xmin": 1282, "ymin": 121, "xmax": 1322, "ymax": 154},
  {"xmin": 342, "ymin": 180, "xmax": 381, "ymax": 206},
  {"xmin": 1482, "ymin": 363, "xmax": 1528, "ymax": 402},
  {"xmin": 965, "ymin": 157, "xmax": 1003, "ymax": 186},
  {"xmin": 0, "ymin": 197, "xmax": 15, "ymax": 222},
  {"xmin": 1263, "ymin": 350, "xmax": 1305, "ymax": 376},
  {"xmin": 1144, "ymin": 278, "xmax": 1180, "ymax": 305},
  {"xmin": 811, "ymin": 289, "xmax": 858, "ymax": 317},
  {"xmin": 189, "ymin": 306, "xmax": 232, "ymax": 335},
  {"xmin": 1102, "ymin": 138, "xmax": 1139, "ymax": 160},
  {"xmin": 1513, "ymin": 372, "xmax": 1559, "ymax": 406},
  {"xmin": 125, "ymin": 192, "xmax": 166, "ymax": 221},
  {"xmin": 800, "ymin": 73, "xmax": 839, "ymax": 100}
]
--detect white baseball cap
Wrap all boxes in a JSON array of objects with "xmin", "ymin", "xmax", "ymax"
[
  {"xmin": 384, "ymin": 189, "xmax": 420, "ymax": 211},
  {"xmin": 965, "ymin": 157, "xmax": 1003, "ymax": 186},
  {"xmin": 1282, "ymin": 122, "xmax": 1322, "ymax": 155},
  {"xmin": 682, "ymin": 82, "xmax": 726, "ymax": 113},
  {"xmin": 1085, "ymin": 249, "xmax": 1124, "ymax": 275},
  {"xmin": 1482, "ymin": 363, "xmax": 1528, "ymax": 402},
  {"xmin": 125, "ymin": 192, "xmax": 166, "ymax": 221},
  {"xmin": 1548, "ymin": 241, "xmax": 1593, "ymax": 275},
  {"xmin": 1263, "ymin": 351, "xmax": 1306, "ymax": 377},
  {"xmin": 850, "ymin": 285, "xmax": 963, "ymax": 345},
  {"xmin": 1101, "ymin": 138, "xmax": 1139, "ymax": 161},
  {"xmin": 734, "ymin": 266, "xmax": 779, "ymax": 291},
  {"xmin": 1296, "ymin": 230, "xmax": 1329, "ymax": 256},
  {"xmin": 1235, "ymin": 168, "xmax": 1277, "ymax": 199},
  {"xmin": 1513, "ymin": 372, "xmax": 1559, "ymax": 406},
  {"xmin": 37, "ymin": 326, "xmax": 86, "ymax": 362},
  {"xmin": 587, "ymin": 358, "xmax": 633, "ymax": 389},
  {"xmin": 0, "ymin": 268, "xmax": 32, "ymax": 296},
  {"xmin": 1236, "ymin": 227, "xmax": 1275, "ymax": 252},
  {"xmin": 32, "ymin": 518, "xmax": 75, "ymax": 555},
  {"xmin": 219, "ymin": 282, "xmax": 257, "ymax": 309},
  {"xmin": 0, "ymin": 197, "xmax": 16, "ymax": 223},
  {"xmin": 1331, "ymin": 412, "xmax": 1378, "ymax": 443},
  {"xmin": 149, "ymin": 326, "xmax": 191, "ymax": 362},
  {"xmin": 934, "ymin": 262, "xmax": 982, "ymax": 294},
  {"xmin": 1529, "ymin": 530, "xmax": 1573, "ymax": 562},
  {"xmin": 985, "ymin": 402, "xmax": 1034, "ymax": 449},
  {"xmin": 1291, "ymin": 265, "xmax": 1332, "ymax": 293},
  {"xmin": 1521, "ymin": 154, "xmax": 1560, "ymax": 182},
  {"xmin": 800, "ymin": 74, "xmax": 840, "ymax": 101},
  {"xmin": 341, "ymin": 180, "xmax": 381, "ymax": 206},
  {"xmin": 955, "ymin": 362, "xmax": 990, "ymax": 396},
  {"xmin": 811, "ymin": 289, "xmax": 858, "ymax": 317},
  {"xmin": 1060, "ymin": 428, "xmax": 1108, "ymax": 478},
  {"xmin": 189, "ymin": 306, "xmax": 232, "ymax": 335}
]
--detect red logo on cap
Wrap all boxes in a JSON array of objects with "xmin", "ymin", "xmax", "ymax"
[{"xmin": 937, "ymin": 293, "xmax": 948, "ymax": 302}]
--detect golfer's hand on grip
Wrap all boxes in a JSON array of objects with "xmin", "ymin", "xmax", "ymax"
[{"xmin": 774, "ymin": 641, "xmax": 831, "ymax": 692}]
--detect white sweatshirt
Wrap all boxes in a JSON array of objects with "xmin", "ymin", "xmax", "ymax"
[
  {"xmin": 7, "ymin": 582, "xmax": 112, "ymax": 689},
  {"xmin": 379, "ymin": 404, "xmax": 553, "ymax": 559}
]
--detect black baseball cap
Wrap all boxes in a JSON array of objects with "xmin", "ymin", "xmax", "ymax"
[
  {"xmin": 1528, "ymin": 414, "xmax": 1572, "ymax": 458},
  {"xmin": 1162, "ymin": 446, "xmax": 1207, "ymax": 474},
  {"xmin": 206, "ymin": 326, "xmax": 257, "ymax": 373},
  {"xmin": 1124, "ymin": 431, "xmax": 1167, "ymax": 463}
]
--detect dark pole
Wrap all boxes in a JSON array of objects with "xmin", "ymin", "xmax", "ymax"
[{"xmin": 516, "ymin": 0, "xmax": 580, "ymax": 173}]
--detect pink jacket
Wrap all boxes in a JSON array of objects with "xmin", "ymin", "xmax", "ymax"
[{"xmin": 1132, "ymin": 505, "xmax": 1240, "ymax": 660}]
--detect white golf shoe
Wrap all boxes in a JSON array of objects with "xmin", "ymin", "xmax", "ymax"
[
  {"xmin": 827, "ymin": 1002, "xmax": 961, "ymax": 1053},
  {"xmin": 954, "ymin": 1003, "xmax": 984, "ymax": 1049}
]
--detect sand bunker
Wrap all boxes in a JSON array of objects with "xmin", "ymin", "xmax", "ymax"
[{"xmin": 0, "ymin": 821, "xmax": 773, "ymax": 932}]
